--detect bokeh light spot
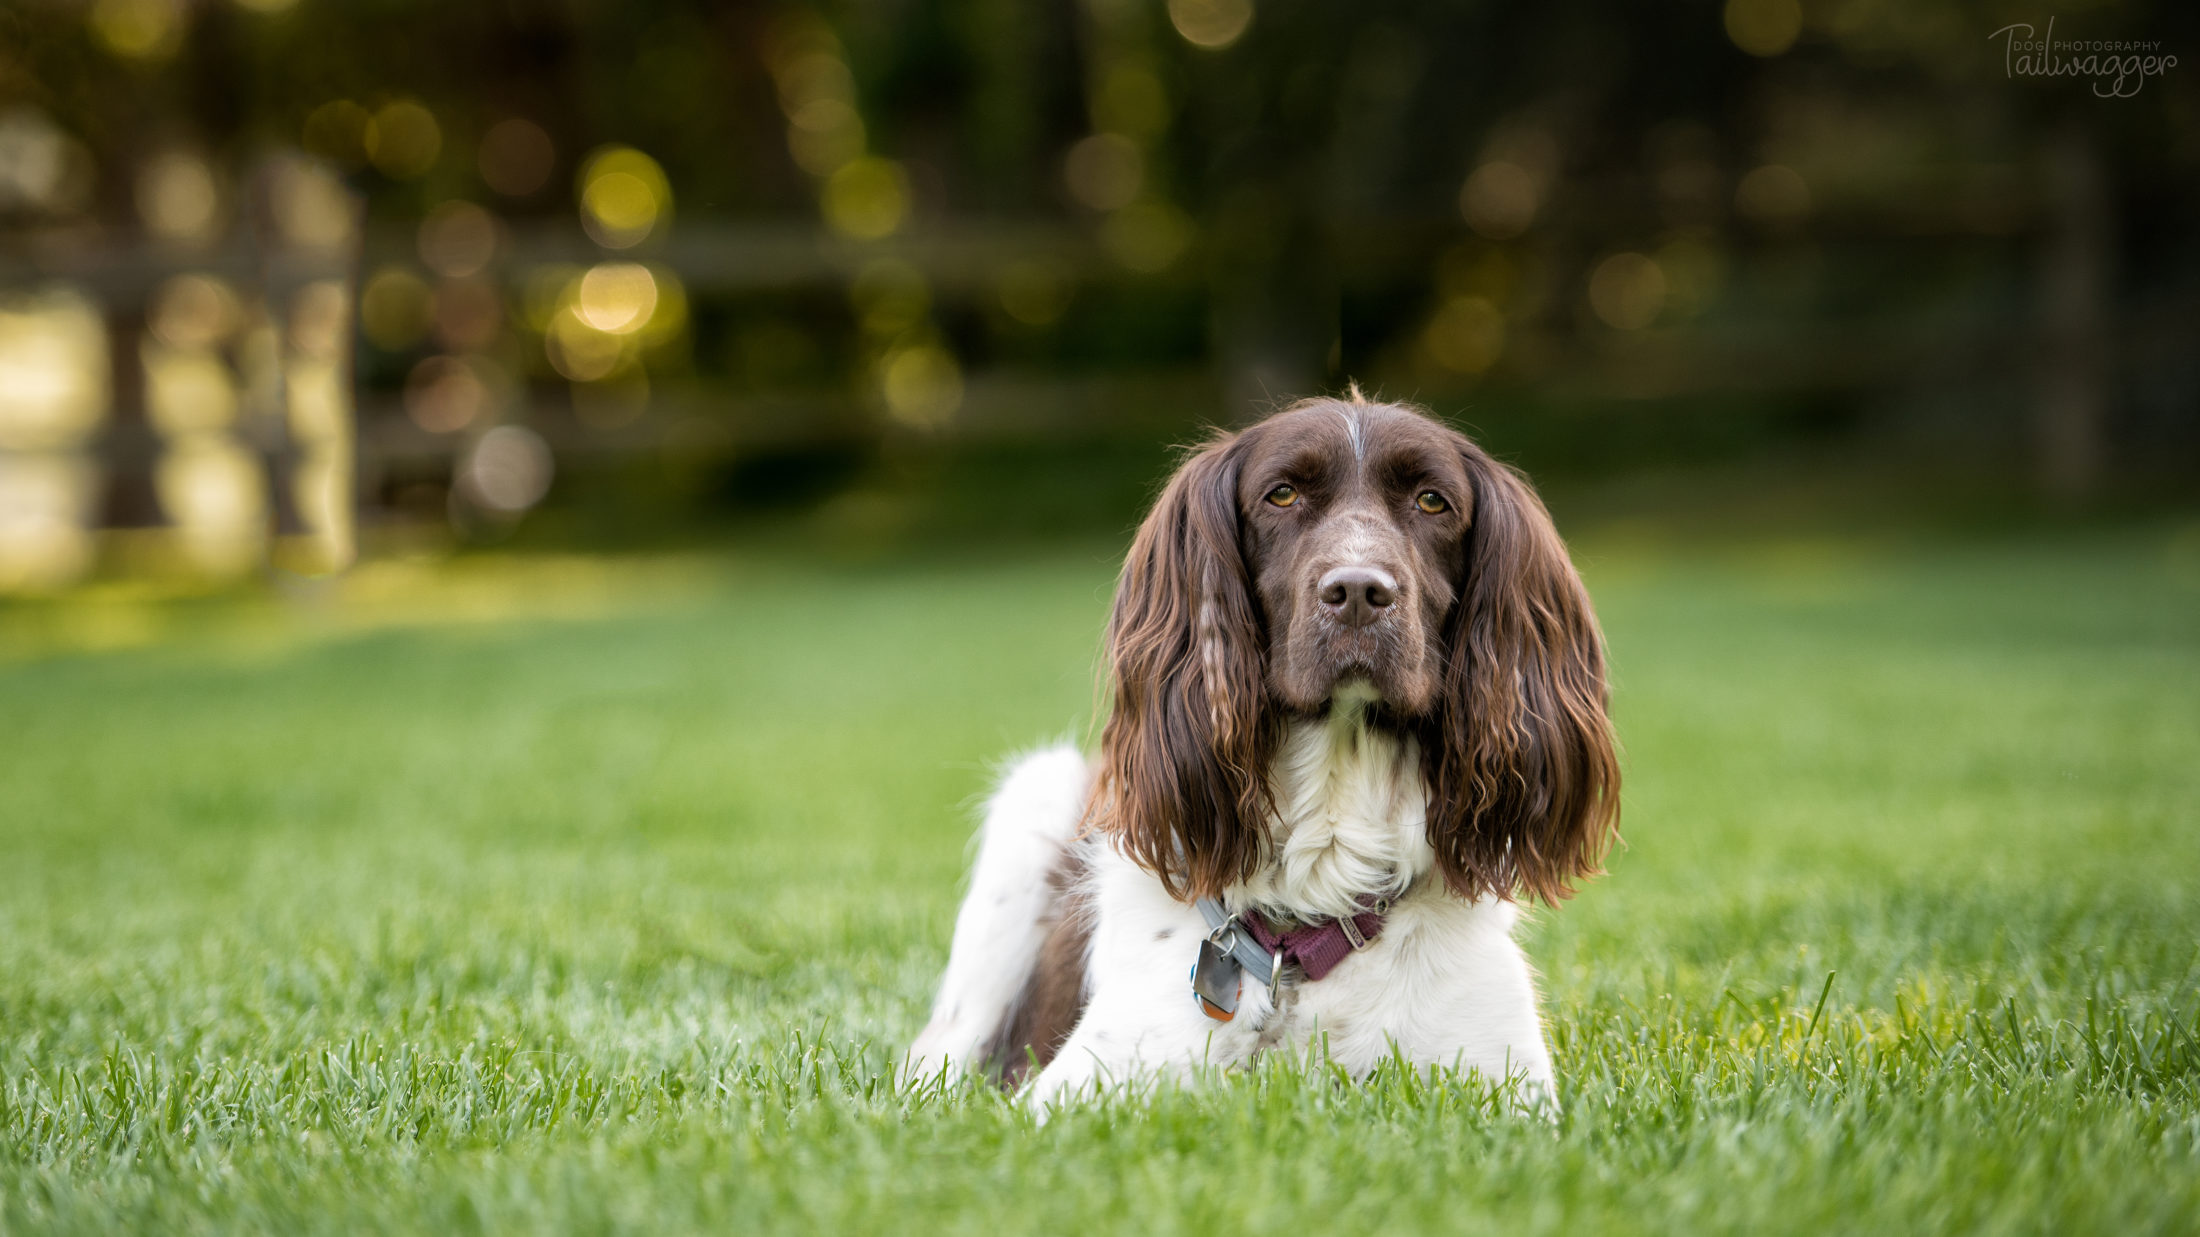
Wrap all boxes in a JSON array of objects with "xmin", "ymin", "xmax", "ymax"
[
  {"xmin": 365, "ymin": 101, "xmax": 442, "ymax": 180},
  {"xmin": 149, "ymin": 274, "xmax": 240, "ymax": 351},
  {"xmin": 302, "ymin": 100, "xmax": 372, "ymax": 169},
  {"xmin": 479, "ymin": 118, "xmax": 555, "ymax": 196},
  {"xmin": 881, "ymin": 345, "xmax": 962, "ymax": 427},
  {"xmin": 289, "ymin": 279, "xmax": 350, "ymax": 360},
  {"xmin": 997, "ymin": 258, "xmax": 1075, "ymax": 327},
  {"xmin": 787, "ymin": 98, "xmax": 867, "ymax": 176},
  {"xmin": 851, "ymin": 259, "xmax": 930, "ymax": 338},
  {"xmin": 546, "ymin": 309, "xmax": 625, "ymax": 382},
  {"xmin": 1725, "ymin": 0, "xmax": 1803, "ymax": 57},
  {"xmin": 1423, "ymin": 297, "xmax": 1506, "ymax": 374},
  {"xmin": 1093, "ymin": 65, "xmax": 1169, "ymax": 139},
  {"xmin": 1735, "ymin": 163, "xmax": 1812, "ymax": 224},
  {"xmin": 1460, "ymin": 161, "xmax": 1539, "ymax": 240},
  {"xmin": 404, "ymin": 355, "xmax": 499, "ymax": 434},
  {"xmin": 137, "ymin": 152, "xmax": 220, "ymax": 244},
  {"xmin": 90, "ymin": 0, "xmax": 184, "ymax": 60},
  {"xmin": 578, "ymin": 147, "xmax": 671, "ymax": 250},
  {"xmin": 1587, "ymin": 252, "xmax": 1668, "ymax": 330},
  {"xmin": 823, "ymin": 157, "xmax": 909, "ymax": 240},
  {"xmin": 575, "ymin": 263, "xmax": 660, "ymax": 334},
  {"xmin": 360, "ymin": 267, "xmax": 434, "ymax": 351},
  {"xmin": 1168, "ymin": 0, "xmax": 1254, "ymax": 50},
  {"xmin": 269, "ymin": 157, "xmax": 355, "ymax": 250},
  {"xmin": 1100, "ymin": 200, "xmax": 1193, "ymax": 273},
  {"xmin": 432, "ymin": 278, "xmax": 504, "ymax": 353},
  {"xmin": 1064, "ymin": 134, "xmax": 1144, "ymax": 212},
  {"xmin": 417, "ymin": 200, "xmax": 500, "ymax": 278},
  {"xmin": 461, "ymin": 425, "xmax": 554, "ymax": 513}
]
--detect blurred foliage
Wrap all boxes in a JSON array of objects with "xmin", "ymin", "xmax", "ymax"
[{"xmin": 1, "ymin": 0, "xmax": 2197, "ymax": 557}]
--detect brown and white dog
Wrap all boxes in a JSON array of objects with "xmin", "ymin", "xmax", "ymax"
[{"xmin": 908, "ymin": 394, "xmax": 1619, "ymax": 1109}]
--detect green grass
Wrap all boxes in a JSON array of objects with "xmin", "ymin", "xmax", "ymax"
[{"xmin": 2, "ymin": 527, "xmax": 2197, "ymax": 1234}]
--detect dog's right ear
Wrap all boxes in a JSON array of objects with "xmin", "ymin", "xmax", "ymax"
[{"xmin": 1092, "ymin": 433, "xmax": 1272, "ymax": 902}]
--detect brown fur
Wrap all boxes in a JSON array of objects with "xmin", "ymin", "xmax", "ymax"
[
  {"xmin": 994, "ymin": 852, "xmax": 1093, "ymax": 1087},
  {"xmin": 1090, "ymin": 395, "xmax": 1620, "ymax": 905}
]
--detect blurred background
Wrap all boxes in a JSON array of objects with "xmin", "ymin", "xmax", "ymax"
[{"xmin": 0, "ymin": 0, "xmax": 2195, "ymax": 589}]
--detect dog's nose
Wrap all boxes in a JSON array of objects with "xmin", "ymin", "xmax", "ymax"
[{"xmin": 1317, "ymin": 567, "xmax": 1396, "ymax": 629}]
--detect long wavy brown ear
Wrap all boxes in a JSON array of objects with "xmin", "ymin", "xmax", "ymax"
[
  {"xmin": 1424, "ymin": 443, "xmax": 1620, "ymax": 904},
  {"xmin": 1092, "ymin": 433, "xmax": 1272, "ymax": 902}
]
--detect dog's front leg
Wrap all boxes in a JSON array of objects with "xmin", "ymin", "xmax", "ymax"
[{"xmin": 1023, "ymin": 854, "xmax": 1264, "ymax": 1110}]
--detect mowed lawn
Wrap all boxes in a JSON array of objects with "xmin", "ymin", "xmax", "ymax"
[{"xmin": 1, "ymin": 528, "xmax": 2196, "ymax": 1235}]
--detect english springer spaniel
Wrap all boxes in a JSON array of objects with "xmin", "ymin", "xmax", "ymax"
[{"xmin": 909, "ymin": 393, "xmax": 1619, "ymax": 1110}]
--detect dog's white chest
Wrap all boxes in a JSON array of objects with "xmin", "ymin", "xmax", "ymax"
[{"xmin": 1231, "ymin": 712, "xmax": 1435, "ymax": 923}]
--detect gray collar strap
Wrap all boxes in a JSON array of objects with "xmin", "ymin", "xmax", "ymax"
[{"xmin": 1195, "ymin": 897, "xmax": 1278, "ymax": 988}]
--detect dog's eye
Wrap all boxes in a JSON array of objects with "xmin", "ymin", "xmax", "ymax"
[
  {"xmin": 1415, "ymin": 491, "xmax": 1449, "ymax": 514},
  {"xmin": 1265, "ymin": 484, "xmax": 1299, "ymax": 508}
]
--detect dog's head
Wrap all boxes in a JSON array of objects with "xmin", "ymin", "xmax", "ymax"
[{"xmin": 1093, "ymin": 395, "xmax": 1619, "ymax": 905}]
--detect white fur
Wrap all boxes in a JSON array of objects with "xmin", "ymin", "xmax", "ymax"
[
  {"xmin": 906, "ymin": 744, "xmax": 1089, "ymax": 1083},
  {"xmin": 909, "ymin": 706, "xmax": 1557, "ymax": 1112}
]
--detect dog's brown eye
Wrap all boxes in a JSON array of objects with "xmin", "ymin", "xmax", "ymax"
[
  {"xmin": 1266, "ymin": 484, "xmax": 1299, "ymax": 508},
  {"xmin": 1415, "ymin": 491, "xmax": 1448, "ymax": 514}
]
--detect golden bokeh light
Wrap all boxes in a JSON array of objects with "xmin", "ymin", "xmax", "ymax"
[
  {"xmin": 285, "ymin": 355, "xmax": 348, "ymax": 442},
  {"xmin": 417, "ymin": 200, "xmax": 500, "ymax": 278},
  {"xmin": 1654, "ymin": 235, "xmax": 1728, "ymax": 318},
  {"xmin": 1735, "ymin": 163, "xmax": 1811, "ymax": 224},
  {"xmin": 575, "ymin": 263, "xmax": 660, "ymax": 334},
  {"xmin": 1168, "ymin": 0, "xmax": 1254, "ymax": 50},
  {"xmin": 404, "ymin": 355, "xmax": 501, "ymax": 434},
  {"xmin": 90, "ymin": 0, "xmax": 184, "ymax": 60},
  {"xmin": 787, "ymin": 97, "xmax": 868, "ymax": 176},
  {"xmin": 137, "ymin": 151, "xmax": 220, "ymax": 244},
  {"xmin": 822, "ymin": 157, "xmax": 909, "ymax": 240},
  {"xmin": 635, "ymin": 266, "xmax": 687, "ymax": 346},
  {"xmin": 996, "ymin": 258, "xmax": 1076, "ymax": 327},
  {"xmin": 479, "ymin": 118, "xmax": 555, "ymax": 197},
  {"xmin": 0, "ymin": 453, "xmax": 99, "ymax": 592},
  {"xmin": 155, "ymin": 434, "xmax": 267, "ymax": 576},
  {"xmin": 1460, "ymin": 160, "xmax": 1539, "ymax": 240},
  {"xmin": 1725, "ymin": 0, "xmax": 1803, "ymax": 58},
  {"xmin": 0, "ymin": 289, "xmax": 108, "ymax": 452},
  {"xmin": 1064, "ymin": 134, "xmax": 1144, "ymax": 212},
  {"xmin": 365, "ymin": 100, "xmax": 442, "ymax": 179},
  {"xmin": 303, "ymin": 99, "xmax": 371, "ymax": 167},
  {"xmin": 881, "ymin": 344, "xmax": 962, "ymax": 427},
  {"xmin": 269, "ymin": 157, "xmax": 356, "ymax": 250},
  {"xmin": 149, "ymin": 274, "xmax": 241, "ymax": 351},
  {"xmin": 289, "ymin": 279, "xmax": 350, "ymax": 361},
  {"xmin": 286, "ymin": 441, "xmax": 354, "ymax": 575},
  {"xmin": 0, "ymin": 111, "xmax": 92, "ymax": 216},
  {"xmin": 1092, "ymin": 64, "xmax": 1169, "ymax": 139},
  {"xmin": 1423, "ymin": 296, "xmax": 1506, "ymax": 374},
  {"xmin": 432, "ymin": 278, "xmax": 504, "ymax": 353},
  {"xmin": 546, "ymin": 309, "xmax": 626, "ymax": 382},
  {"xmin": 775, "ymin": 53, "xmax": 857, "ymax": 114},
  {"xmin": 1587, "ymin": 252, "xmax": 1668, "ymax": 330},
  {"xmin": 360, "ymin": 267, "xmax": 435, "ymax": 351},
  {"xmin": 460, "ymin": 425, "xmax": 555, "ymax": 513},
  {"xmin": 578, "ymin": 146, "xmax": 671, "ymax": 249},
  {"xmin": 851, "ymin": 259, "xmax": 930, "ymax": 338},
  {"xmin": 1100, "ymin": 200, "xmax": 1193, "ymax": 273},
  {"xmin": 143, "ymin": 343, "xmax": 238, "ymax": 436}
]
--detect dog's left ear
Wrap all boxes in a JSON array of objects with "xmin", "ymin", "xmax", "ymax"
[
  {"xmin": 1424, "ymin": 443, "xmax": 1620, "ymax": 904},
  {"xmin": 1092, "ymin": 432, "xmax": 1273, "ymax": 902}
]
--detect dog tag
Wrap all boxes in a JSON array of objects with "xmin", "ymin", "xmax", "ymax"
[{"xmin": 1190, "ymin": 936, "xmax": 1242, "ymax": 1021}]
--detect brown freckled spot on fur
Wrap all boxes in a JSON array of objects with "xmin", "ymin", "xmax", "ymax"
[{"xmin": 1154, "ymin": 928, "xmax": 1174, "ymax": 941}]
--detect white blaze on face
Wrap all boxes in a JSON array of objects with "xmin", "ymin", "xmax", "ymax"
[{"xmin": 1334, "ymin": 404, "xmax": 1365, "ymax": 463}]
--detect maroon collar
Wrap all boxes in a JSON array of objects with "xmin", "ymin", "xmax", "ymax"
[{"xmin": 1240, "ymin": 894, "xmax": 1390, "ymax": 982}]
